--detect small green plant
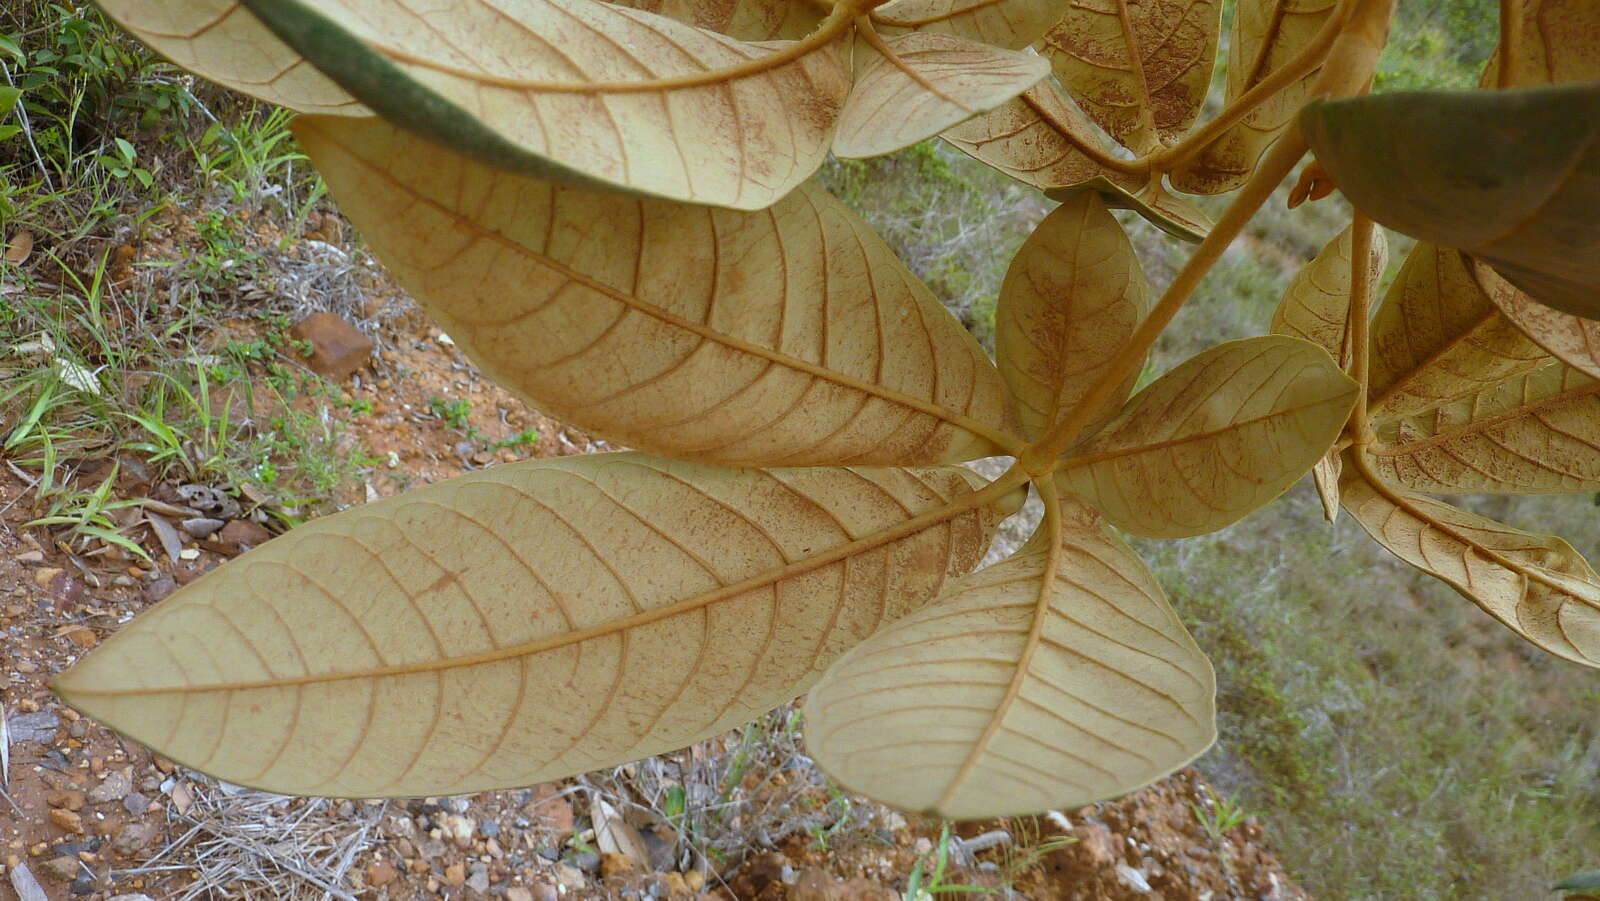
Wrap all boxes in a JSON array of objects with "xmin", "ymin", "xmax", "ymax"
[
  {"xmin": 1192, "ymin": 794, "xmax": 1250, "ymax": 844},
  {"xmin": 24, "ymin": 463, "xmax": 151, "ymax": 562},
  {"xmin": 428, "ymin": 396, "xmax": 472, "ymax": 430},
  {"xmin": 903, "ymin": 822, "xmax": 995, "ymax": 901},
  {"xmin": 492, "ymin": 428, "xmax": 540, "ymax": 450},
  {"xmin": 93, "ymin": 135, "xmax": 150, "ymax": 187}
]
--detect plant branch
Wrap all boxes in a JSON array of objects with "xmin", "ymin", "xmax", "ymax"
[
  {"xmin": 1021, "ymin": 91, "xmax": 1147, "ymax": 176},
  {"xmin": 1497, "ymin": 0, "xmax": 1523, "ymax": 88},
  {"xmin": 856, "ymin": 15, "xmax": 971, "ymax": 111},
  {"xmin": 871, "ymin": 0, "xmax": 1005, "ymax": 27},
  {"xmin": 1346, "ymin": 212, "xmax": 1376, "ymax": 446}
]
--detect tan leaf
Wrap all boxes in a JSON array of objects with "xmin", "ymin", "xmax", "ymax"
[
  {"xmin": 833, "ymin": 32, "xmax": 1049, "ymax": 159},
  {"xmin": 54, "ymin": 453, "xmax": 1004, "ymax": 797},
  {"xmin": 98, "ymin": 0, "xmax": 367, "ymax": 115},
  {"xmin": 805, "ymin": 497, "xmax": 1215, "ymax": 819},
  {"xmin": 942, "ymin": 80, "xmax": 1139, "ymax": 194},
  {"xmin": 1270, "ymin": 224, "xmax": 1389, "ymax": 364},
  {"xmin": 1369, "ymin": 363, "xmax": 1600, "ymax": 495},
  {"xmin": 1041, "ymin": 0, "xmax": 1222, "ymax": 155},
  {"xmin": 1341, "ymin": 460, "xmax": 1600, "ymax": 668},
  {"xmin": 996, "ymin": 192, "xmax": 1150, "ymax": 441},
  {"xmin": 871, "ymin": 0, "xmax": 1066, "ymax": 49},
  {"xmin": 592, "ymin": 798, "xmax": 650, "ymax": 863},
  {"xmin": 1267, "ymin": 225, "xmax": 1383, "ymax": 527},
  {"xmin": 1055, "ymin": 336, "xmax": 1358, "ymax": 538},
  {"xmin": 1169, "ymin": 0, "xmax": 1339, "ymax": 194},
  {"xmin": 1302, "ymin": 84, "xmax": 1600, "ymax": 318},
  {"xmin": 1368, "ymin": 244, "xmax": 1550, "ymax": 423},
  {"xmin": 1488, "ymin": 283, "xmax": 1600, "ymax": 380},
  {"xmin": 297, "ymin": 117, "xmax": 1022, "ymax": 468},
  {"xmin": 941, "ymin": 82, "xmax": 1211, "ymax": 240},
  {"xmin": 2, "ymin": 229, "xmax": 32, "ymax": 265},
  {"xmin": 605, "ymin": 0, "xmax": 824, "ymax": 40},
  {"xmin": 1480, "ymin": 0, "xmax": 1600, "ymax": 88},
  {"xmin": 242, "ymin": 0, "xmax": 854, "ymax": 210}
]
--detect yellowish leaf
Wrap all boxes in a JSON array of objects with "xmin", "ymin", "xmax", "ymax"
[
  {"xmin": 1488, "ymin": 284, "xmax": 1600, "ymax": 380},
  {"xmin": 996, "ymin": 192, "xmax": 1150, "ymax": 441},
  {"xmin": 1056, "ymin": 336, "xmax": 1358, "ymax": 538},
  {"xmin": 1368, "ymin": 244, "xmax": 1549, "ymax": 423},
  {"xmin": 1480, "ymin": 0, "xmax": 1600, "ymax": 88},
  {"xmin": 833, "ymin": 32, "xmax": 1048, "ymax": 159},
  {"xmin": 605, "ymin": 0, "xmax": 824, "ymax": 40},
  {"xmin": 1341, "ymin": 460, "xmax": 1600, "ymax": 668},
  {"xmin": 941, "ymin": 82, "xmax": 1212, "ymax": 240},
  {"xmin": 1041, "ymin": 0, "xmax": 1222, "ymax": 155},
  {"xmin": 871, "ymin": 0, "xmax": 1066, "ymax": 49},
  {"xmin": 1302, "ymin": 84, "xmax": 1600, "ymax": 319},
  {"xmin": 805, "ymin": 497, "xmax": 1215, "ymax": 819},
  {"xmin": 242, "ymin": 0, "xmax": 854, "ymax": 210},
  {"xmin": 54, "ymin": 453, "xmax": 1004, "ymax": 797},
  {"xmin": 1169, "ymin": 0, "xmax": 1338, "ymax": 194},
  {"xmin": 297, "ymin": 117, "xmax": 1022, "ymax": 467},
  {"xmin": 1270, "ymin": 225, "xmax": 1389, "ymax": 364},
  {"xmin": 1370, "ymin": 363, "xmax": 1600, "ymax": 495},
  {"xmin": 98, "ymin": 0, "xmax": 367, "ymax": 115}
]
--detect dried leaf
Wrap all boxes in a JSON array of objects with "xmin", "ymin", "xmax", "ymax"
[
  {"xmin": 870, "ymin": 0, "xmax": 1065, "ymax": 49},
  {"xmin": 242, "ymin": 0, "xmax": 853, "ymax": 209},
  {"xmin": 8, "ymin": 861, "xmax": 47, "ymax": 901},
  {"xmin": 1169, "ymin": 0, "xmax": 1339, "ymax": 194},
  {"xmin": 55, "ymin": 453, "xmax": 1002, "ymax": 797},
  {"xmin": 591, "ymin": 798, "xmax": 650, "ymax": 862},
  {"xmin": 1041, "ymin": 0, "xmax": 1222, "ymax": 155},
  {"xmin": 1056, "ymin": 336, "xmax": 1358, "ymax": 538},
  {"xmin": 297, "ymin": 116, "xmax": 1021, "ymax": 467},
  {"xmin": 1480, "ymin": 0, "xmax": 1600, "ymax": 88},
  {"xmin": 1341, "ymin": 460, "xmax": 1600, "ymax": 668},
  {"xmin": 996, "ymin": 192, "xmax": 1150, "ymax": 441},
  {"xmin": 1270, "ymin": 225, "xmax": 1389, "ymax": 363},
  {"xmin": 3, "ymin": 229, "xmax": 33, "ymax": 265},
  {"xmin": 98, "ymin": 0, "xmax": 367, "ymax": 114},
  {"xmin": 1367, "ymin": 244, "xmax": 1549, "ymax": 423},
  {"xmin": 1303, "ymin": 84, "xmax": 1600, "ymax": 319},
  {"xmin": 1488, "ymin": 284, "xmax": 1600, "ymax": 380},
  {"xmin": 806, "ymin": 498, "xmax": 1215, "ymax": 819},
  {"xmin": 1370, "ymin": 362, "xmax": 1600, "ymax": 495},
  {"xmin": 833, "ymin": 32, "xmax": 1048, "ymax": 159},
  {"xmin": 1311, "ymin": 453, "xmax": 1341, "ymax": 523},
  {"xmin": 606, "ymin": 0, "xmax": 823, "ymax": 40}
]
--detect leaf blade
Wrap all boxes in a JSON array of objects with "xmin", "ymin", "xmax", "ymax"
[
  {"xmin": 871, "ymin": 0, "xmax": 1066, "ymax": 49},
  {"xmin": 1341, "ymin": 458, "xmax": 1600, "ymax": 668},
  {"xmin": 1056, "ymin": 335, "xmax": 1359, "ymax": 538},
  {"xmin": 55, "ymin": 453, "xmax": 1003, "ymax": 797},
  {"xmin": 245, "ymin": 0, "xmax": 853, "ymax": 209},
  {"xmin": 296, "ymin": 116, "xmax": 1022, "ymax": 467},
  {"xmin": 806, "ymin": 497, "xmax": 1215, "ymax": 819},
  {"xmin": 996, "ymin": 192, "xmax": 1150, "ymax": 441}
]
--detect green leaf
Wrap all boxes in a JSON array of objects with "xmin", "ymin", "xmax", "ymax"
[{"xmin": 1302, "ymin": 83, "xmax": 1600, "ymax": 320}]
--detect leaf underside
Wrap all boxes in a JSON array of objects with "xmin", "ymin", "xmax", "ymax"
[
  {"xmin": 1058, "ymin": 335, "xmax": 1359, "ymax": 539},
  {"xmin": 872, "ymin": 0, "xmax": 1064, "ymax": 50},
  {"xmin": 805, "ymin": 499, "xmax": 1215, "ymax": 819},
  {"xmin": 296, "ymin": 116, "xmax": 1021, "ymax": 468},
  {"xmin": 55, "ymin": 453, "xmax": 1001, "ymax": 797}
]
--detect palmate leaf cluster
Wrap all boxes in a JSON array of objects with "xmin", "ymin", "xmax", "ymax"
[{"xmin": 52, "ymin": 0, "xmax": 1600, "ymax": 822}]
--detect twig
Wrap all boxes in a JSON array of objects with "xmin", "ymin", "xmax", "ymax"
[{"xmin": 0, "ymin": 62, "xmax": 53, "ymax": 190}]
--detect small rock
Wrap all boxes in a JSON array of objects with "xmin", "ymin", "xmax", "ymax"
[
  {"xmin": 113, "ymin": 823, "xmax": 160, "ymax": 856},
  {"xmin": 443, "ymin": 861, "xmax": 466, "ymax": 887},
  {"xmin": 1115, "ymin": 862, "xmax": 1152, "ymax": 892},
  {"xmin": 89, "ymin": 771, "xmax": 133, "ymax": 804},
  {"xmin": 417, "ymin": 838, "xmax": 447, "ymax": 860},
  {"xmin": 60, "ymin": 625, "xmax": 97, "ymax": 648},
  {"xmin": 122, "ymin": 793, "xmax": 150, "ymax": 815},
  {"xmin": 217, "ymin": 519, "xmax": 273, "ymax": 548},
  {"xmin": 46, "ymin": 789, "xmax": 86, "ymax": 811},
  {"xmin": 49, "ymin": 808, "xmax": 85, "ymax": 834},
  {"xmin": 33, "ymin": 567, "xmax": 84, "ymax": 607},
  {"xmin": 599, "ymin": 852, "xmax": 641, "ymax": 882},
  {"xmin": 1058, "ymin": 821, "xmax": 1119, "ymax": 871},
  {"xmin": 656, "ymin": 872, "xmax": 690, "ymax": 899},
  {"xmin": 684, "ymin": 870, "xmax": 706, "ymax": 892},
  {"xmin": 441, "ymin": 813, "xmax": 476, "ymax": 847},
  {"xmin": 179, "ymin": 517, "xmax": 225, "ymax": 539},
  {"xmin": 42, "ymin": 856, "xmax": 81, "ymax": 881},
  {"xmin": 572, "ymin": 850, "xmax": 600, "ymax": 873},
  {"xmin": 504, "ymin": 888, "xmax": 534, "ymax": 901},
  {"xmin": 366, "ymin": 861, "xmax": 399, "ymax": 887},
  {"xmin": 466, "ymin": 863, "xmax": 490, "ymax": 894},
  {"xmin": 524, "ymin": 784, "xmax": 575, "ymax": 835},
  {"xmin": 143, "ymin": 576, "xmax": 177, "ymax": 603},
  {"xmin": 479, "ymin": 819, "xmax": 500, "ymax": 838},
  {"xmin": 70, "ymin": 872, "xmax": 97, "ymax": 896},
  {"xmin": 290, "ymin": 312, "xmax": 374, "ymax": 380},
  {"xmin": 15, "ymin": 550, "xmax": 45, "ymax": 565},
  {"xmin": 107, "ymin": 895, "xmax": 157, "ymax": 901},
  {"xmin": 554, "ymin": 863, "xmax": 585, "ymax": 890}
]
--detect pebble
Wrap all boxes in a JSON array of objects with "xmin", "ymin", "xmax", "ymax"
[
  {"xmin": 366, "ymin": 861, "xmax": 398, "ymax": 887},
  {"xmin": 554, "ymin": 863, "xmax": 585, "ymax": 890},
  {"xmin": 441, "ymin": 813, "xmax": 476, "ymax": 847},
  {"xmin": 142, "ymin": 576, "xmax": 177, "ymax": 603},
  {"xmin": 178, "ymin": 517, "xmax": 225, "ymax": 539},
  {"xmin": 466, "ymin": 863, "xmax": 490, "ymax": 894},
  {"xmin": 88, "ymin": 771, "xmax": 133, "ymax": 804},
  {"xmin": 46, "ymin": 790, "xmax": 85, "ymax": 811},
  {"xmin": 504, "ymin": 889, "xmax": 534, "ymax": 901},
  {"xmin": 112, "ymin": 823, "xmax": 159, "ymax": 856},
  {"xmin": 42, "ymin": 856, "xmax": 81, "ymax": 881},
  {"xmin": 49, "ymin": 808, "xmax": 85, "ymax": 834},
  {"xmin": 600, "ymin": 852, "xmax": 641, "ymax": 882},
  {"xmin": 7, "ymin": 711, "xmax": 60, "ymax": 744},
  {"xmin": 107, "ymin": 895, "xmax": 158, "ymax": 901},
  {"xmin": 217, "ymin": 519, "xmax": 273, "ymax": 548},
  {"xmin": 443, "ymin": 861, "xmax": 466, "ymax": 887},
  {"xmin": 479, "ymin": 819, "xmax": 500, "ymax": 838},
  {"xmin": 15, "ymin": 550, "xmax": 45, "ymax": 565},
  {"xmin": 122, "ymin": 793, "xmax": 150, "ymax": 816}
]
